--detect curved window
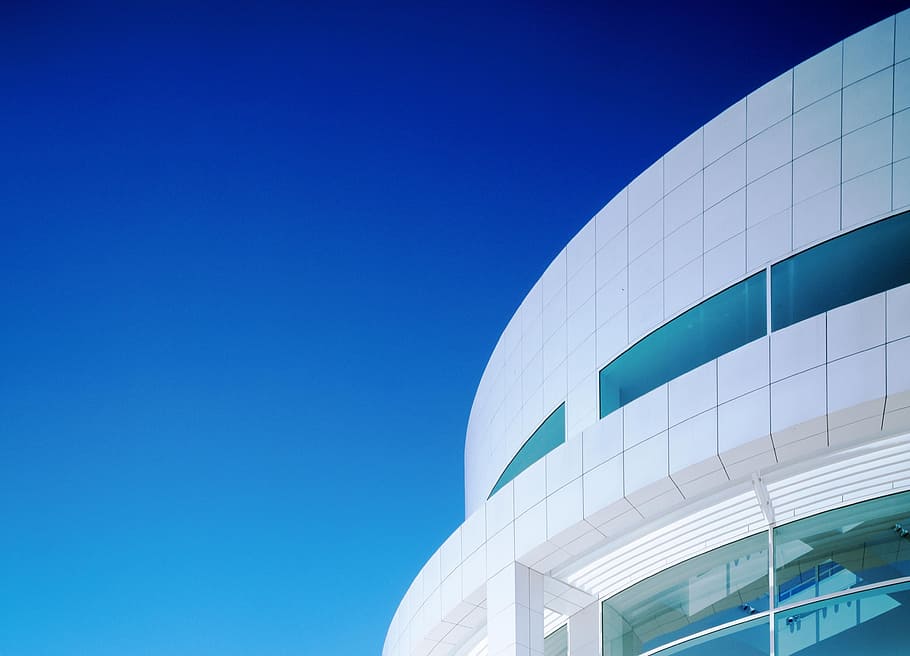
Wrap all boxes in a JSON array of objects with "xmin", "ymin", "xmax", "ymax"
[
  {"xmin": 599, "ymin": 272, "xmax": 767, "ymax": 418},
  {"xmin": 596, "ymin": 210, "xmax": 910, "ymax": 423},
  {"xmin": 488, "ymin": 404, "xmax": 564, "ymax": 498},
  {"xmin": 771, "ymin": 210, "xmax": 910, "ymax": 330},
  {"xmin": 774, "ymin": 491, "xmax": 910, "ymax": 605},
  {"xmin": 602, "ymin": 533, "xmax": 769, "ymax": 656},
  {"xmin": 601, "ymin": 491, "xmax": 910, "ymax": 656},
  {"xmin": 652, "ymin": 617, "xmax": 769, "ymax": 656},
  {"xmin": 775, "ymin": 581, "xmax": 910, "ymax": 656},
  {"xmin": 494, "ymin": 214, "xmax": 909, "ymax": 503}
]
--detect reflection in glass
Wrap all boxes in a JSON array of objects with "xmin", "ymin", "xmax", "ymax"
[
  {"xmin": 544, "ymin": 624, "xmax": 567, "ymax": 656},
  {"xmin": 602, "ymin": 533, "xmax": 769, "ymax": 656},
  {"xmin": 652, "ymin": 617, "xmax": 769, "ymax": 656},
  {"xmin": 775, "ymin": 581, "xmax": 910, "ymax": 656},
  {"xmin": 774, "ymin": 492, "xmax": 910, "ymax": 605}
]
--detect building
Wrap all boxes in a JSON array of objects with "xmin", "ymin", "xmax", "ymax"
[{"xmin": 385, "ymin": 11, "xmax": 910, "ymax": 656}]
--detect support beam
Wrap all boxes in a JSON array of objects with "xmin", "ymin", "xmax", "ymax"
[
  {"xmin": 487, "ymin": 562, "xmax": 544, "ymax": 656},
  {"xmin": 751, "ymin": 473, "xmax": 775, "ymax": 525},
  {"xmin": 568, "ymin": 603, "xmax": 599, "ymax": 656}
]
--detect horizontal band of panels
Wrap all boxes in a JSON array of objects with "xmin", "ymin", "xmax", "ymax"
[
  {"xmin": 485, "ymin": 209, "xmax": 910, "ymax": 504},
  {"xmin": 597, "ymin": 209, "xmax": 910, "ymax": 421}
]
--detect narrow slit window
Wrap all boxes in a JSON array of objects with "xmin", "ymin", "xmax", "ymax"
[
  {"xmin": 489, "ymin": 404, "xmax": 565, "ymax": 499},
  {"xmin": 771, "ymin": 210, "xmax": 910, "ymax": 330},
  {"xmin": 599, "ymin": 271, "xmax": 767, "ymax": 418}
]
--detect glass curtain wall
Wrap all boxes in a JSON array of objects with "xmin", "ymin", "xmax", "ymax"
[
  {"xmin": 601, "ymin": 491, "xmax": 910, "ymax": 656},
  {"xmin": 775, "ymin": 582, "xmax": 910, "ymax": 656},
  {"xmin": 602, "ymin": 533, "xmax": 769, "ymax": 655}
]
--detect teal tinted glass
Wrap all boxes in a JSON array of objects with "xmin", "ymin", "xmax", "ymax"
[
  {"xmin": 544, "ymin": 625, "xmax": 568, "ymax": 656},
  {"xmin": 774, "ymin": 491, "xmax": 910, "ymax": 605},
  {"xmin": 599, "ymin": 272, "xmax": 767, "ymax": 418},
  {"xmin": 652, "ymin": 617, "xmax": 769, "ymax": 656},
  {"xmin": 602, "ymin": 533, "xmax": 769, "ymax": 656},
  {"xmin": 488, "ymin": 404, "xmax": 565, "ymax": 498},
  {"xmin": 775, "ymin": 581, "xmax": 910, "ymax": 656},
  {"xmin": 771, "ymin": 210, "xmax": 910, "ymax": 330}
]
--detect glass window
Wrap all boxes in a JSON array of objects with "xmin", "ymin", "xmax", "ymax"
[
  {"xmin": 651, "ymin": 617, "xmax": 769, "ymax": 656},
  {"xmin": 599, "ymin": 272, "xmax": 766, "ymax": 418},
  {"xmin": 774, "ymin": 491, "xmax": 910, "ymax": 605},
  {"xmin": 602, "ymin": 533, "xmax": 769, "ymax": 656},
  {"xmin": 771, "ymin": 210, "xmax": 910, "ymax": 330},
  {"xmin": 775, "ymin": 581, "xmax": 910, "ymax": 656},
  {"xmin": 489, "ymin": 404, "xmax": 565, "ymax": 498},
  {"xmin": 544, "ymin": 624, "xmax": 568, "ymax": 656}
]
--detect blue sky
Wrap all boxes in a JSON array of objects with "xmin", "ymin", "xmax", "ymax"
[{"xmin": 0, "ymin": 2, "xmax": 905, "ymax": 654}]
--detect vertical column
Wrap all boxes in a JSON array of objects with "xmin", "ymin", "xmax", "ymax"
[
  {"xmin": 568, "ymin": 603, "xmax": 599, "ymax": 656},
  {"xmin": 487, "ymin": 562, "xmax": 544, "ymax": 656}
]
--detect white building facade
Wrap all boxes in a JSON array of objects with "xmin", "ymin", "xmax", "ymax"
[{"xmin": 386, "ymin": 11, "xmax": 910, "ymax": 656}]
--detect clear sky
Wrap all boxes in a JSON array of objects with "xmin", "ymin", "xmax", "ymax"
[{"xmin": 0, "ymin": 1, "xmax": 905, "ymax": 655}]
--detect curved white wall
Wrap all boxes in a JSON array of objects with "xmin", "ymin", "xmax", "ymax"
[
  {"xmin": 385, "ymin": 429, "xmax": 910, "ymax": 656},
  {"xmin": 384, "ymin": 11, "xmax": 910, "ymax": 656},
  {"xmin": 465, "ymin": 12, "xmax": 910, "ymax": 515}
]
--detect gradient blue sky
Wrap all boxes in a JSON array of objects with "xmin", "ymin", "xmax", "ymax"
[{"xmin": 0, "ymin": 2, "xmax": 905, "ymax": 654}]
